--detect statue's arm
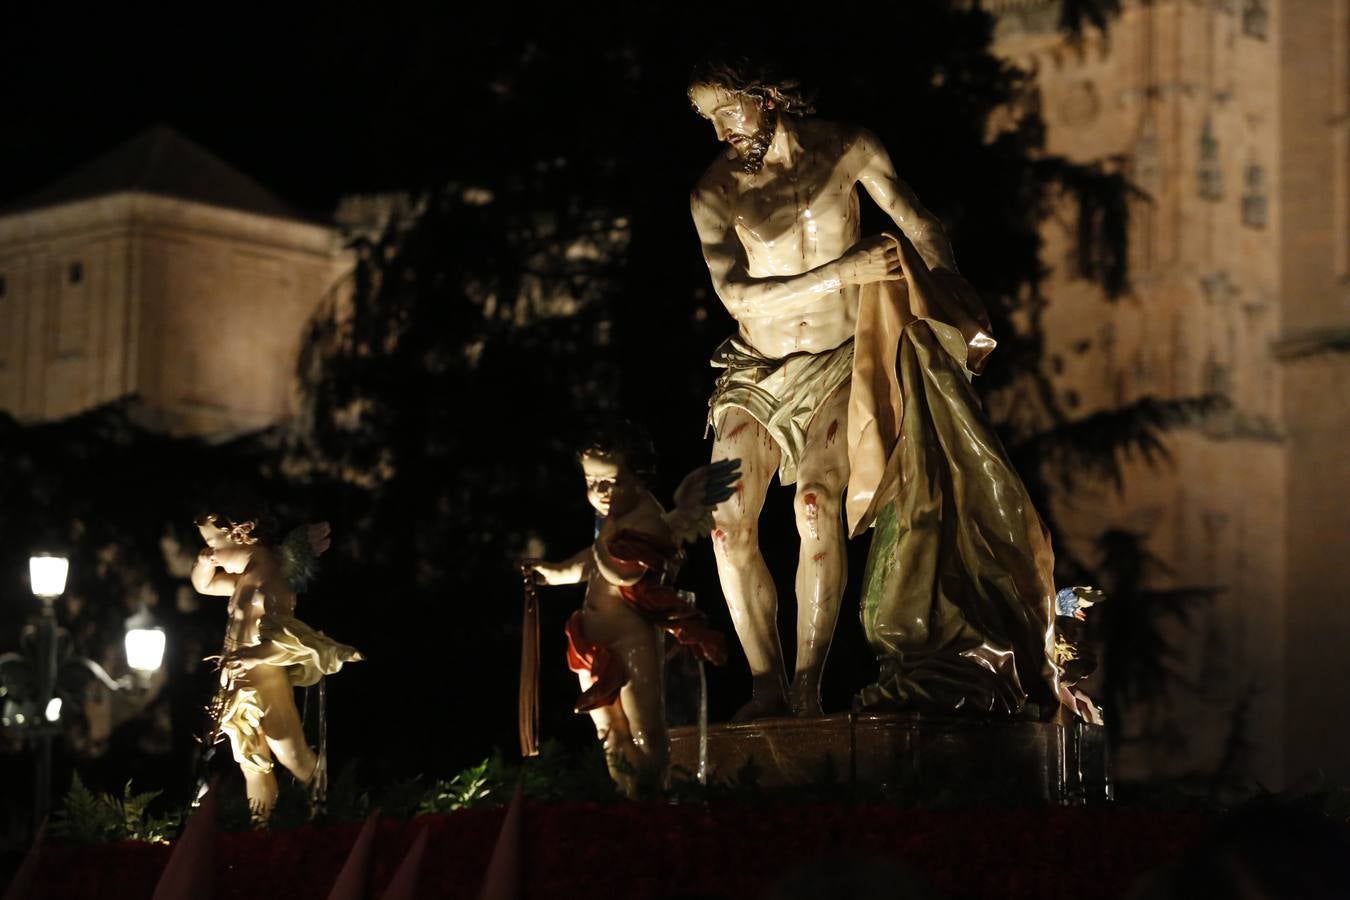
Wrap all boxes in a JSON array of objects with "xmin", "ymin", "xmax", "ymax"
[
  {"xmin": 591, "ymin": 520, "xmax": 647, "ymax": 588},
  {"xmin": 529, "ymin": 546, "xmax": 593, "ymax": 586},
  {"xmin": 855, "ymin": 130, "xmax": 959, "ymax": 273},
  {"xmin": 190, "ymin": 549, "xmax": 236, "ymax": 597},
  {"xmin": 691, "ymin": 182, "xmax": 875, "ymax": 319}
]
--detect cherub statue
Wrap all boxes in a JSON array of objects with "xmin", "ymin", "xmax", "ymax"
[
  {"xmin": 191, "ymin": 501, "xmax": 362, "ymax": 819},
  {"xmin": 525, "ymin": 425, "xmax": 739, "ymax": 796},
  {"xmin": 1053, "ymin": 587, "xmax": 1105, "ymax": 695}
]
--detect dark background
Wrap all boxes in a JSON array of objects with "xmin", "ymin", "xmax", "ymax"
[{"xmin": 1, "ymin": 0, "xmax": 1153, "ymax": 823}]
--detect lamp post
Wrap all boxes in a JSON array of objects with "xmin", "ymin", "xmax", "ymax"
[
  {"xmin": 3, "ymin": 558, "xmax": 166, "ymax": 831},
  {"xmin": 28, "ymin": 553, "xmax": 68, "ymax": 826}
]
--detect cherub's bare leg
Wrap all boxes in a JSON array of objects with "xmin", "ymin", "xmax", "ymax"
[
  {"xmin": 615, "ymin": 623, "xmax": 668, "ymax": 794},
  {"xmin": 254, "ymin": 666, "xmax": 319, "ymax": 784},
  {"xmin": 227, "ymin": 723, "xmax": 278, "ymax": 821},
  {"xmin": 790, "ymin": 385, "xmax": 851, "ymax": 717},
  {"xmin": 579, "ymin": 672, "xmax": 637, "ymax": 796},
  {"xmin": 710, "ymin": 408, "xmax": 787, "ymax": 720}
]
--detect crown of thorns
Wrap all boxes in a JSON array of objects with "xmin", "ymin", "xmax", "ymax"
[{"xmin": 687, "ymin": 59, "xmax": 816, "ymax": 116}]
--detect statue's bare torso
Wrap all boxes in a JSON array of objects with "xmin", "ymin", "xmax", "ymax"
[
  {"xmin": 692, "ymin": 116, "xmax": 955, "ymax": 360},
  {"xmin": 695, "ymin": 120, "xmax": 861, "ymax": 357},
  {"xmin": 212, "ymin": 544, "xmax": 297, "ymax": 652}
]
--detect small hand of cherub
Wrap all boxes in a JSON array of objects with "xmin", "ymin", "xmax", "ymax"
[
  {"xmin": 203, "ymin": 653, "xmax": 239, "ymax": 688},
  {"xmin": 218, "ymin": 646, "xmax": 267, "ymax": 678},
  {"xmin": 519, "ymin": 558, "xmax": 545, "ymax": 584}
]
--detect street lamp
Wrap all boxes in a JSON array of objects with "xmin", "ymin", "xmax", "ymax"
[
  {"xmin": 4, "ymin": 557, "xmax": 160, "ymax": 831},
  {"xmin": 27, "ymin": 553, "xmax": 67, "ymax": 827}
]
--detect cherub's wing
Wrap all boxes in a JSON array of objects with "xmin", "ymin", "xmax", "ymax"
[
  {"xmin": 282, "ymin": 522, "xmax": 331, "ymax": 592},
  {"xmin": 1056, "ymin": 586, "xmax": 1106, "ymax": 619},
  {"xmin": 664, "ymin": 458, "xmax": 742, "ymax": 545}
]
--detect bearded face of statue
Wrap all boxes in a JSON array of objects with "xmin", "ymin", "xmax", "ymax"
[{"xmin": 690, "ymin": 84, "xmax": 779, "ymax": 174}]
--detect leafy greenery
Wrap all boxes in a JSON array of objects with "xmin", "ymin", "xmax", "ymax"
[
  {"xmin": 51, "ymin": 742, "xmax": 1348, "ymax": 846},
  {"xmin": 51, "ymin": 773, "xmax": 180, "ymax": 844},
  {"xmin": 418, "ymin": 758, "xmax": 496, "ymax": 815}
]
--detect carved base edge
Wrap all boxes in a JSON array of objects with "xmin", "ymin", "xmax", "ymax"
[{"xmin": 669, "ymin": 711, "xmax": 1112, "ymax": 806}]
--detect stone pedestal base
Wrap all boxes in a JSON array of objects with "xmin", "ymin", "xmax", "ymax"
[{"xmin": 669, "ymin": 712, "xmax": 1111, "ymax": 805}]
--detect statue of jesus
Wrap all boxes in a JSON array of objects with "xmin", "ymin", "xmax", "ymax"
[
  {"xmin": 690, "ymin": 60, "xmax": 1098, "ymax": 724},
  {"xmin": 689, "ymin": 61, "xmax": 958, "ymax": 718}
]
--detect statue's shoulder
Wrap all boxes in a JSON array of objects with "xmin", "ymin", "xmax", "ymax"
[
  {"xmin": 691, "ymin": 156, "xmax": 740, "ymax": 222},
  {"xmin": 802, "ymin": 117, "xmax": 878, "ymax": 156},
  {"xmin": 693, "ymin": 152, "xmax": 738, "ymax": 194}
]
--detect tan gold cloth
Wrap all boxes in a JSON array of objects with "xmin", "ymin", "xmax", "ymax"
[
  {"xmin": 707, "ymin": 335, "xmax": 855, "ymax": 486},
  {"xmin": 849, "ymin": 233, "xmax": 1061, "ymax": 715},
  {"xmin": 220, "ymin": 613, "xmax": 362, "ymax": 775}
]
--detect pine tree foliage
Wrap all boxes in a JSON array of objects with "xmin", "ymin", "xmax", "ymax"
[
  {"xmin": 1058, "ymin": 0, "xmax": 1125, "ymax": 37},
  {"xmin": 1011, "ymin": 395, "xmax": 1228, "ymax": 494},
  {"xmin": 1093, "ymin": 529, "xmax": 1221, "ymax": 750}
]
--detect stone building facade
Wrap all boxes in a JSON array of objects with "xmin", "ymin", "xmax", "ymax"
[
  {"xmin": 987, "ymin": 0, "xmax": 1350, "ymax": 788},
  {"xmin": 0, "ymin": 127, "xmax": 349, "ymax": 437}
]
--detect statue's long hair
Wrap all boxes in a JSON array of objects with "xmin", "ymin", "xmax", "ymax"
[
  {"xmin": 576, "ymin": 418, "xmax": 658, "ymax": 486},
  {"xmin": 687, "ymin": 58, "xmax": 816, "ymax": 116},
  {"xmin": 194, "ymin": 491, "xmax": 278, "ymax": 546}
]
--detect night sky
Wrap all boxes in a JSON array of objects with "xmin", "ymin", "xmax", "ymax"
[{"xmin": 2, "ymin": 5, "xmax": 742, "ymax": 214}]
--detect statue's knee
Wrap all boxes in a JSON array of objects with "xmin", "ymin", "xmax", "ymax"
[
  {"xmin": 793, "ymin": 483, "xmax": 838, "ymax": 536},
  {"xmin": 710, "ymin": 520, "xmax": 757, "ymax": 560}
]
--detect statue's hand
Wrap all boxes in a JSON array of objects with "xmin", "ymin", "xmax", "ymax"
[
  {"xmin": 204, "ymin": 654, "xmax": 237, "ymax": 689},
  {"xmin": 840, "ymin": 235, "xmax": 903, "ymax": 286},
  {"xmin": 221, "ymin": 647, "xmax": 265, "ymax": 676},
  {"xmin": 519, "ymin": 558, "xmax": 547, "ymax": 585}
]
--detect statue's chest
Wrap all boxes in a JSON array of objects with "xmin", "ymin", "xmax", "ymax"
[
  {"xmin": 229, "ymin": 589, "xmax": 264, "ymax": 621},
  {"xmin": 732, "ymin": 162, "xmax": 858, "ymax": 251}
]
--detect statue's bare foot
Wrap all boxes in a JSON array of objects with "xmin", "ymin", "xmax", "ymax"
[
  {"xmin": 731, "ymin": 675, "xmax": 789, "ymax": 722},
  {"xmin": 789, "ymin": 673, "xmax": 824, "ymax": 717}
]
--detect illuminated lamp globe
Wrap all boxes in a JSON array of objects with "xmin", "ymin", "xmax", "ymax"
[
  {"xmin": 125, "ymin": 628, "xmax": 166, "ymax": 674},
  {"xmin": 29, "ymin": 555, "xmax": 69, "ymax": 600}
]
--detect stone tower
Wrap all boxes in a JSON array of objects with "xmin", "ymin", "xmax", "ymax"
[
  {"xmin": 0, "ymin": 126, "xmax": 349, "ymax": 436},
  {"xmin": 987, "ymin": 0, "xmax": 1350, "ymax": 788}
]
